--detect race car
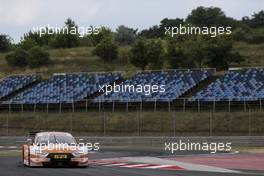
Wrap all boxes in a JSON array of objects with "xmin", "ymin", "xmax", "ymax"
[{"xmin": 22, "ymin": 132, "xmax": 89, "ymax": 167}]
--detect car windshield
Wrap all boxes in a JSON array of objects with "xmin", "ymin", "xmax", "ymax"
[{"xmin": 35, "ymin": 134, "xmax": 76, "ymax": 145}]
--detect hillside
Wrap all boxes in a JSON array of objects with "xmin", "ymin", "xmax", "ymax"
[{"xmin": 0, "ymin": 42, "xmax": 264, "ymax": 78}]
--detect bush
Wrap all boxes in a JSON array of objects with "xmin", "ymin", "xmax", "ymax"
[
  {"xmin": 5, "ymin": 48, "xmax": 29, "ymax": 67},
  {"xmin": 93, "ymin": 37, "xmax": 118, "ymax": 62},
  {"xmin": 27, "ymin": 46, "xmax": 50, "ymax": 68},
  {"xmin": 0, "ymin": 35, "xmax": 12, "ymax": 52},
  {"xmin": 19, "ymin": 38, "xmax": 38, "ymax": 50}
]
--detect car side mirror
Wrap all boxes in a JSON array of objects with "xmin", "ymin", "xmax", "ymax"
[
  {"xmin": 26, "ymin": 138, "xmax": 32, "ymax": 145},
  {"xmin": 78, "ymin": 138, "xmax": 84, "ymax": 143}
]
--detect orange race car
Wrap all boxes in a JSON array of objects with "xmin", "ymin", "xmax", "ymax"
[{"xmin": 22, "ymin": 132, "xmax": 89, "ymax": 167}]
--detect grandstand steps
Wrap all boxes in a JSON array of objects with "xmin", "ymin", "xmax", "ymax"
[{"xmin": 180, "ymin": 75, "xmax": 221, "ymax": 99}]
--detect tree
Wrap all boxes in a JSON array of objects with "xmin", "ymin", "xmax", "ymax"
[
  {"xmin": 21, "ymin": 30, "xmax": 51, "ymax": 48},
  {"xmin": 242, "ymin": 10, "xmax": 264, "ymax": 28},
  {"xmin": 146, "ymin": 39, "xmax": 165, "ymax": 69},
  {"xmin": 114, "ymin": 25, "xmax": 137, "ymax": 45},
  {"xmin": 51, "ymin": 18, "xmax": 80, "ymax": 48},
  {"xmin": 19, "ymin": 37, "xmax": 38, "ymax": 50},
  {"xmin": 5, "ymin": 48, "xmax": 29, "ymax": 67},
  {"xmin": 202, "ymin": 36, "xmax": 244, "ymax": 70},
  {"xmin": 129, "ymin": 39, "xmax": 149, "ymax": 70},
  {"xmin": 27, "ymin": 46, "xmax": 50, "ymax": 68},
  {"xmin": 85, "ymin": 27, "xmax": 113, "ymax": 46},
  {"xmin": 160, "ymin": 18, "xmax": 184, "ymax": 28},
  {"xmin": 139, "ymin": 25, "xmax": 163, "ymax": 38},
  {"xmin": 0, "ymin": 35, "xmax": 12, "ymax": 52},
  {"xmin": 166, "ymin": 39, "xmax": 186, "ymax": 69},
  {"xmin": 186, "ymin": 6, "xmax": 233, "ymax": 27},
  {"xmin": 93, "ymin": 37, "xmax": 118, "ymax": 62}
]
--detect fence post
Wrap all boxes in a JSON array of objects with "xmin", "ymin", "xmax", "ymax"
[
  {"xmin": 168, "ymin": 101, "xmax": 171, "ymax": 112},
  {"xmin": 244, "ymin": 100, "xmax": 246, "ymax": 112},
  {"xmin": 126, "ymin": 101, "xmax": 128, "ymax": 112},
  {"xmin": 210, "ymin": 109, "xmax": 213, "ymax": 136},
  {"xmin": 183, "ymin": 98, "xmax": 186, "ymax": 112},
  {"xmin": 98, "ymin": 99, "xmax": 101, "ymax": 112},
  {"xmin": 112, "ymin": 100, "xmax": 115, "ymax": 112},
  {"xmin": 70, "ymin": 112, "xmax": 73, "ymax": 133},
  {"xmin": 21, "ymin": 103, "xmax": 24, "ymax": 113},
  {"xmin": 260, "ymin": 99, "xmax": 262, "ymax": 112},
  {"xmin": 137, "ymin": 109, "xmax": 140, "ymax": 136},
  {"xmin": 248, "ymin": 109, "xmax": 251, "ymax": 136},
  {"xmin": 59, "ymin": 103, "xmax": 62, "ymax": 114},
  {"xmin": 173, "ymin": 110, "xmax": 176, "ymax": 137},
  {"xmin": 213, "ymin": 100, "xmax": 216, "ymax": 113},
  {"xmin": 72, "ymin": 102, "xmax": 75, "ymax": 113},
  {"xmin": 154, "ymin": 99, "xmax": 157, "ymax": 112},
  {"xmin": 228, "ymin": 99, "xmax": 231, "ymax": 113},
  {"xmin": 46, "ymin": 103, "xmax": 49, "ymax": 114},
  {"xmin": 198, "ymin": 100, "xmax": 200, "ymax": 113},
  {"xmin": 103, "ymin": 112, "xmax": 106, "ymax": 136},
  {"xmin": 140, "ymin": 100, "xmax": 142, "ymax": 112},
  {"xmin": 7, "ymin": 103, "xmax": 11, "ymax": 136},
  {"xmin": 34, "ymin": 103, "xmax": 36, "ymax": 114},
  {"xmin": 85, "ymin": 99, "xmax": 88, "ymax": 113}
]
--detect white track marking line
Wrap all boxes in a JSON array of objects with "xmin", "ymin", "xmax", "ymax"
[
  {"xmin": 120, "ymin": 164, "xmax": 154, "ymax": 168},
  {"xmin": 145, "ymin": 165, "xmax": 175, "ymax": 169},
  {"xmin": 104, "ymin": 163, "xmax": 128, "ymax": 167}
]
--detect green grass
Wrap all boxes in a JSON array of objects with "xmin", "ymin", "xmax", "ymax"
[
  {"xmin": 0, "ymin": 111, "xmax": 263, "ymax": 136},
  {"xmin": 233, "ymin": 42, "xmax": 264, "ymax": 67}
]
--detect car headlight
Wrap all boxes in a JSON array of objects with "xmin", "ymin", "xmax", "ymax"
[
  {"xmin": 73, "ymin": 149, "xmax": 86, "ymax": 156},
  {"xmin": 35, "ymin": 149, "xmax": 48, "ymax": 156}
]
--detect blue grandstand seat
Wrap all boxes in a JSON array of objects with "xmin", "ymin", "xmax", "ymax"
[
  {"xmin": 7, "ymin": 73, "xmax": 121, "ymax": 104},
  {"xmin": 191, "ymin": 68, "xmax": 264, "ymax": 101},
  {"xmin": 0, "ymin": 74, "xmax": 41, "ymax": 99},
  {"xmin": 95, "ymin": 69, "xmax": 214, "ymax": 102}
]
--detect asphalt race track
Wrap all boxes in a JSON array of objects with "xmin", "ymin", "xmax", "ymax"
[{"xmin": 0, "ymin": 150, "xmax": 263, "ymax": 176}]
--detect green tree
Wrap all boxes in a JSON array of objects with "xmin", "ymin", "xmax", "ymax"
[
  {"xmin": 0, "ymin": 34, "xmax": 12, "ymax": 52},
  {"xmin": 146, "ymin": 39, "xmax": 165, "ymax": 69},
  {"xmin": 243, "ymin": 10, "xmax": 264, "ymax": 28},
  {"xmin": 186, "ymin": 6, "xmax": 235, "ymax": 27},
  {"xmin": 129, "ymin": 39, "xmax": 149, "ymax": 70},
  {"xmin": 51, "ymin": 18, "xmax": 80, "ymax": 48},
  {"xmin": 93, "ymin": 37, "xmax": 118, "ymax": 62},
  {"xmin": 85, "ymin": 27, "xmax": 113, "ymax": 46},
  {"xmin": 27, "ymin": 46, "xmax": 50, "ymax": 68},
  {"xmin": 114, "ymin": 25, "xmax": 137, "ymax": 45},
  {"xmin": 5, "ymin": 48, "xmax": 29, "ymax": 67},
  {"xmin": 19, "ymin": 37, "xmax": 38, "ymax": 50},
  {"xmin": 21, "ymin": 30, "xmax": 51, "ymax": 48},
  {"xmin": 166, "ymin": 39, "xmax": 185, "ymax": 69},
  {"xmin": 202, "ymin": 36, "xmax": 244, "ymax": 69}
]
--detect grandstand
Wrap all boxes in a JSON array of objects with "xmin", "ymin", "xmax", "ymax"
[
  {"xmin": 95, "ymin": 69, "xmax": 214, "ymax": 102},
  {"xmin": 191, "ymin": 68, "xmax": 264, "ymax": 101},
  {"xmin": 0, "ymin": 74, "xmax": 41, "ymax": 100},
  {"xmin": 0, "ymin": 68, "xmax": 264, "ymax": 111},
  {"xmin": 5, "ymin": 72, "xmax": 121, "ymax": 104}
]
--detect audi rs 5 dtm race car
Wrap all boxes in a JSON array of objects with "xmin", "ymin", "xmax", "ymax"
[{"xmin": 22, "ymin": 132, "xmax": 89, "ymax": 167}]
